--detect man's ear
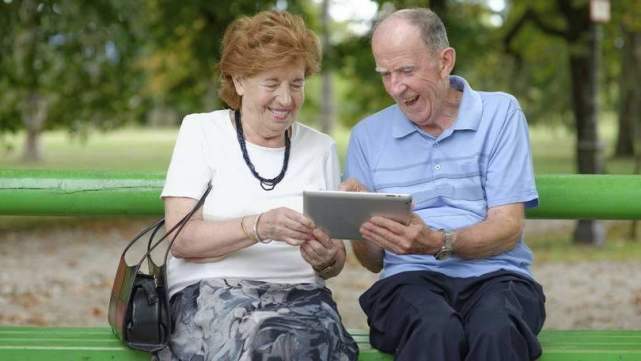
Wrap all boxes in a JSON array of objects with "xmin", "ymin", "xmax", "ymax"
[
  {"xmin": 232, "ymin": 77, "xmax": 245, "ymax": 96},
  {"xmin": 439, "ymin": 47, "xmax": 456, "ymax": 78}
]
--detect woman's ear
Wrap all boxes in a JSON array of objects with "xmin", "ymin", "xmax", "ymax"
[{"xmin": 232, "ymin": 77, "xmax": 245, "ymax": 96}]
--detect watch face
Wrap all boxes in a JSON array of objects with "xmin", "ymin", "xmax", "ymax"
[{"xmin": 435, "ymin": 250, "xmax": 450, "ymax": 260}]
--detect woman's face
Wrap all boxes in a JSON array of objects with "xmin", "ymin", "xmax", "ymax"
[{"xmin": 234, "ymin": 59, "xmax": 306, "ymax": 135}]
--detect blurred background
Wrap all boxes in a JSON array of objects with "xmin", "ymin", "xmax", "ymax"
[{"xmin": 1, "ymin": 0, "xmax": 640, "ymax": 330}]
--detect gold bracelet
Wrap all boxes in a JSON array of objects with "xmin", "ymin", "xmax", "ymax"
[
  {"xmin": 240, "ymin": 216, "xmax": 255, "ymax": 241},
  {"xmin": 254, "ymin": 213, "xmax": 270, "ymax": 244}
]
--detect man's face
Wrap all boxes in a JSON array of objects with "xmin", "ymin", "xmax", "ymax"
[{"xmin": 372, "ymin": 20, "xmax": 449, "ymax": 128}]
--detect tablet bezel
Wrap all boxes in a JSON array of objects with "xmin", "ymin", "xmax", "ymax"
[{"xmin": 303, "ymin": 190, "xmax": 412, "ymax": 240}]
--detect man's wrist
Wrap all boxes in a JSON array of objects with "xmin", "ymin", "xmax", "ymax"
[{"xmin": 434, "ymin": 229, "xmax": 456, "ymax": 260}]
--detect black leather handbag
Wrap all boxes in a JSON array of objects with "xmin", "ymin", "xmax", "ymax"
[{"xmin": 108, "ymin": 184, "xmax": 211, "ymax": 352}]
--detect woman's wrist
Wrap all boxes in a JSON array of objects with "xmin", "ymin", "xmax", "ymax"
[
  {"xmin": 240, "ymin": 214, "xmax": 269, "ymax": 244},
  {"xmin": 240, "ymin": 216, "xmax": 255, "ymax": 242},
  {"xmin": 313, "ymin": 257, "xmax": 337, "ymax": 273},
  {"xmin": 253, "ymin": 213, "xmax": 271, "ymax": 243}
]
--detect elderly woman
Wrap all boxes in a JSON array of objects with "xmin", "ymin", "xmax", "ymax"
[{"xmin": 158, "ymin": 10, "xmax": 358, "ymax": 361}]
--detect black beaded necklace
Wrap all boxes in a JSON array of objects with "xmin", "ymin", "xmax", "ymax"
[{"xmin": 234, "ymin": 110, "xmax": 291, "ymax": 191}]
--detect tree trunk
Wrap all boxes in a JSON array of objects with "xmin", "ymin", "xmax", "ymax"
[
  {"xmin": 319, "ymin": 0, "xmax": 334, "ymax": 134},
  {"xmin": 568, "ymin": 20, "xmax": 605, "ymax": 245},
  {"xmin": 21, "ymin": 93, "xmax": 47, "ymax": 162},
  {"xmin": 23, "ymin": 127, "xmax": 42, "ymax": 162},
  {"xmin": 615, "ymin": 30, "xmax": 641, "ymax": 157}
]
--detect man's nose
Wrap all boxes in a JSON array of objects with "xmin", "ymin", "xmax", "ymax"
[{"xmin": 389, "ymin": 73, "xmax": 406, "ymax": 97}]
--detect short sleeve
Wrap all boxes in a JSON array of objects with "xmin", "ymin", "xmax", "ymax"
[
  {"xmin": 161, "ymin": 115, "xmax": 212, "ymax": 200},
  {"xmin": 484, "ymin": 101, "xmax": 538, "ymax": 208},
  {"xmin": 324, "ymin": 141, "xmax": 341, "ymax": 191},
  {"xmin": 344, "ymin": 128, "xmax": 375, "ymax": 191}
]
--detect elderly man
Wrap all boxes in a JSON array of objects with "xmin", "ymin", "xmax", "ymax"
[{"xmin": 342, "ymin": 8, "xmax": 546, "ymax": 361}]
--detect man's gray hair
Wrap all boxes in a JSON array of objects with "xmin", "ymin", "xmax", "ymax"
[{"xmin": 373, "ymin": 8, "xmax": 449, "ymax": 53}]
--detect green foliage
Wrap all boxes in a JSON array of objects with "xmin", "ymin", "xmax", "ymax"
[
  {"xmin": 138, "ymin": 0, "xmax": 279, "ymax": 117},
  {"xmin": 0, "ymin": 0, "xmax": 146, "ymax": 135},
  {"xmin": 1, "ymin": 0, "xmax": 639, "ymax": 169}
]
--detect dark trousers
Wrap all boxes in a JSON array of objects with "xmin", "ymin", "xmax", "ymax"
[{"xmin": 359, "ymin": 270, "xmax": 546, "ymax": 361}]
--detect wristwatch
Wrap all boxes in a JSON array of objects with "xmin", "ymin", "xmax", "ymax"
[{"xmin": 434, "ymin": 229, "xmax": 456, "ymax": 260}]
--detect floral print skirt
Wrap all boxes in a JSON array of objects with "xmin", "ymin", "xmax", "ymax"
[{"xmin": 156, "ymin": 278, "xmax": 358, "ymax": 361}]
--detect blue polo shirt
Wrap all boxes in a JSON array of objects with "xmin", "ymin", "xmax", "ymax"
[{"xmin": 345, "ymin": 76, "xmax": 539, "ymax": 279}]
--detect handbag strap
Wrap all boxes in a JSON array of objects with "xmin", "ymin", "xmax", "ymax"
[
  {"xmin": 136, "ymin": 184, "xmax": 212, "ymax": 266},
  {"xmin": 122, "ymin": 218, "xmax": 165, "ymax": 256}
]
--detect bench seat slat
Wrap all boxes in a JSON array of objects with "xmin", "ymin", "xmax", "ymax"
[{"xmin": 1, "ymin": 327, "xmax": 641, "ymax": 361}]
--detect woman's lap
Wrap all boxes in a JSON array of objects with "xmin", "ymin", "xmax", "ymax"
[{"xmin": 157, "ymin": 279, "xmax": 358, "ymax": 361}]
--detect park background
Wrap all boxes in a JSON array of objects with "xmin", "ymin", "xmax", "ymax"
[{"xmin": 1, "ymin": 0, "xmax": 641, "ymax": 330}]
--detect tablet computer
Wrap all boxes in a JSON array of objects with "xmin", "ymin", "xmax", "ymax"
[{"xmin": 303, "ymin": 190, "xmax": 412, "ymax": 240}]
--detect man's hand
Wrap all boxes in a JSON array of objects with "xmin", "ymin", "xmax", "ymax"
[
  {"xmin": 360, "ymin": 213, "xmax": 443, "ymax": 255},
  {"xmin": 339, "ymin": 178, "xmax": 369, "ymax": 192}
]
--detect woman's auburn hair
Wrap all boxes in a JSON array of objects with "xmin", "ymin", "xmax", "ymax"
[{"xmin": 218, "ymin": 10, "xmax": 321, "ymax": 110}]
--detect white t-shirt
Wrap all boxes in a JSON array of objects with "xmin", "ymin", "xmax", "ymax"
[{"xmin": 161, "ymin": 110, "xmax": 341, "ymax": 296}]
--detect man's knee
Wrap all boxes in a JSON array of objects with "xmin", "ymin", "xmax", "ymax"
[
  {"xmin": 371, "ymin": 298, "xmax": 465, "ymax": 355},
  {"xmin": 392, "ymin": 311, "xmax": 466, "ymax": 361},
  {"xmin": 414, "ymin": 310, "xmax": 465, "ymax": 340},
  {"xmin": 465, "ymin": 293, "xmax": 542, "ymax": 360}
]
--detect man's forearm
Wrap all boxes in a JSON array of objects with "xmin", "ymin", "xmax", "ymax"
[{"xmin": 451, "ymin": 204, "xmax": 524, "ymax": 259}]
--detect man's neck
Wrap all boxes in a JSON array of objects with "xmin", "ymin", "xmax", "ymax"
[{"xmin": 420, "ymin": 87, "xmax": 463, "ymax": 137}]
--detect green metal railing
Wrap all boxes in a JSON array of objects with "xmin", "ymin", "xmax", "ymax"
[{"xmin": 1, "ymin": 169, "xmax": 640, "ymax": 219}]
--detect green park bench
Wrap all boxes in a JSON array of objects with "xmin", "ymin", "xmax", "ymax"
[{"xmin": 1, "ymin": 170, "xmax": 641, "ymax": 360}]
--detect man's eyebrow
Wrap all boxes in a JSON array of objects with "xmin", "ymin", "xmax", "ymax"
[{"xmin": 375, "ymin": 66, "xmax": 388, "ymax": 73}]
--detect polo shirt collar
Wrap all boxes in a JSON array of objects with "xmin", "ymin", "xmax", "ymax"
[
  {"xmin": 450, "ymin": 75, "xmax": 482, "ymax": 131},
  {"xmin": 391, "ymin": 75, "xmax": 482, "ymax": 138}
]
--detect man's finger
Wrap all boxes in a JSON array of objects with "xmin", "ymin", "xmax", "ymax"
[
  {"xmin": 368, "ymin": 216, "xmax": 407, "ymax": 234},
  {"xmin": 361, "ymin": 223, "xmax": 403, "ymax": 254}
]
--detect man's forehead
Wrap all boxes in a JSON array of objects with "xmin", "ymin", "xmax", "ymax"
[{"xmin": 373, "ymin": 47, "xmax": 430, "ymax": 69}]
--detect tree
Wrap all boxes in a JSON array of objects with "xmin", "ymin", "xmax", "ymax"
[
  {"xmin": 0, "ymin": 0, "xmax": 145, "ymax": 161},
  {"xmin": 319, "ymin": 0, "xmax": 334, "ymax": 134},
  {"xmin": 137, "ymin": 0, "xmax": 280, "ymax": 120},
  {"xmin": 611, "ymin": 0, "xmax": 641, "ymax": 158},
  {"xmin": 504, "ymin": 0, "xmax": 605, "ymax": 245}
]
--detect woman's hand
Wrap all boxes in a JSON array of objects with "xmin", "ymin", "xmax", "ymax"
[
  {"xmin": 300, "ymin": 228, "xmax": 346, "ymax": 279},
  {"xmin": 256, "ymin": 207, "xmax": 315, "ymax": 245}
]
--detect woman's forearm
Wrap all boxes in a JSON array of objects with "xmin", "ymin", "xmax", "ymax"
[{"xmin": 170, "ymin": 217, "xmax": 259, "ymax": 259}]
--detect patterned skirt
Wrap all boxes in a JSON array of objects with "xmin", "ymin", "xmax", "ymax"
[{"xmin": 156, "ymin": 279, "xmax": 358, "ymax": 361}]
